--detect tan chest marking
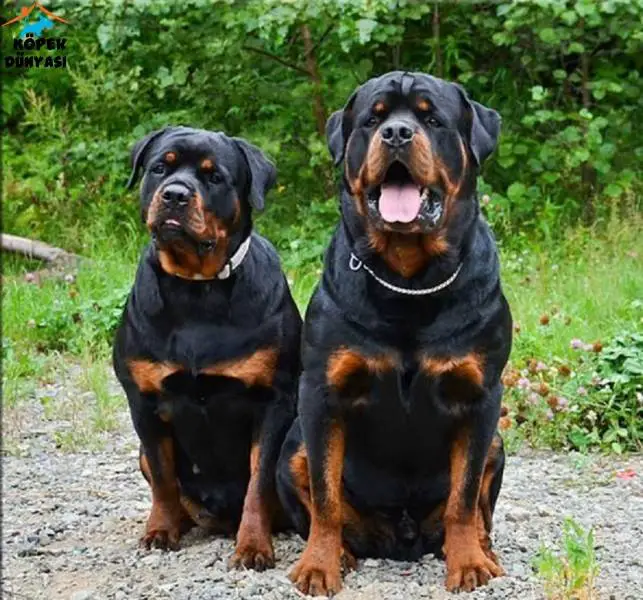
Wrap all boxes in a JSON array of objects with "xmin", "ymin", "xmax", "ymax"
[
  {"xmin": 128, "ymin": 359, "xmax": 182, "ymax": 393},
  {"xmin": 326, "ymin": 348, "xmax": 398, "ymax": 390},
  {"xmin": 421, "ymin": 353, "xmax": 485, "ymax": 387},
  {"xmin": 128, "ymin": 347, "xmax": 278, "ymax": 394},
  {"xmin": 201, "ymin": 347, "xmax": 279, "ymax": 388}
]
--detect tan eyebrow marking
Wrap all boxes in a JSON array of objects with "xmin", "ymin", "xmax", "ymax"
[
  {"xmin": 373, "ymin": 101, "xmax": 387, "ymax": 114},
  {"xmin": 200, "ymin": 158, "xmax": 214, "ymax": 171},
  {"xmin": 417, "ymin": 98, "xmax": 431, "ymax": 111},
  {"xmin": 164, "ymin": 151, "xmax": 177, "ymax": 163}
]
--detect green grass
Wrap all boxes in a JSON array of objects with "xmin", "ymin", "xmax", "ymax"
[
  {"xmin": 497, "ymin": 217, "xmax": 643, "ymax": 453},
  {"xmin": 502, "ymin": 219, "xmax": 643, "ymax": 364},
  {"xmin": 3, "ymin": 216, "xmax": 641, "ymax": 452},
  {"xmin": 534, "ymin": 518, "xmax": 599, "ymax": 600},
  {"xmin": 78, "ymin": 350, "xmax": 124, "ymax": 434}
]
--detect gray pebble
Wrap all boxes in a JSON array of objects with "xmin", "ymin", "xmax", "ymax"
[{"xmin": 505, "ymin": 507, "xmax": 530, "ymax": 522}]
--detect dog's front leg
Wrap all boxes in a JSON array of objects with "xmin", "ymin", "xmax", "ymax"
[
  {"xmin": 230, "ymin": 387, "xmax": 295, "ymax": 571},
  {"xmin": 289, "ymin": 373, "xmax": 345, "ymax": 597},
  {"xmin": 133, "ymin": 394, "xmax": 183, "ymax": 551},
  {"xmin": 443, "ymin": 387, "xmax": 504, "ymax": 592}
]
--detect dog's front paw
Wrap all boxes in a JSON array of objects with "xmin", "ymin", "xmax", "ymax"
[
  {"xmin": 140, "ymin": 525, "xmax": 181, "ymax": 551},
  {"xmin": 445, "ymin": 544, "xmax": 504, "ymax": 592},
  {"xmin": 140, "ymin": 505, "xmax": 182, "ymax": 551},
  {"xmin": 289, "ymin": 548, "xmax": 343, "ymax": 597},
  {"xmin": 229, "ymin": 539, "xmax": 275, "ymax": 571}
]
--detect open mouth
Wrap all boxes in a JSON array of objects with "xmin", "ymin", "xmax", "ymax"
[
  {"xmin": 162, "ymin": 218, "xmax": 182, "ymax": 228},
  {"xmin": 367, "ymin": 162, "xmax": 444, "ymax": 230}
]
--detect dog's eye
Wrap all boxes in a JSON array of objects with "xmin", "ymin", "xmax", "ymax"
[
  {"xmin": 152, "ymin": 163, "xmax": 165, "ymax": 175},
  {"xmin": 209, "ymin": 171, "xmax": 223, "ymax": 184},
  {"xmin": 425, "ymin": 116, "xmax": 441, "ymax": 127},
  {"xmin": 365, "ymin": 116, "xmax": 380, "ymax": 127}
]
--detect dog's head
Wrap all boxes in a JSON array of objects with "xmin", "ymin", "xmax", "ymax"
[
  {"xmin": 126, "ymin": 127, "xmax": 275, "ymax": 279},
  {"xmin": 327, "ymin": 71, "xmax": 500, "ymax": 235}
]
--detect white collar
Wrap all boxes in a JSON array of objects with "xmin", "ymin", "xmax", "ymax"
[
  {"xmin": 349, "ymin": 252, "xmax": 462, "ymax": 296},
  {"xmin": 171, "ymin": 236, "xmax": 251, "ymax": 281},
  {"xmin": 216, "ymin": 235, "xmax": 251, "ymax": 280}
]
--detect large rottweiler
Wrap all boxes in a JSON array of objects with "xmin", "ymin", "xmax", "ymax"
[
  {"xmin": 277, "ymin": 72, "xmax": 512, "ymax": 594},
  {"xmin": 113, "ymin": 126, "xmax": 301, "ymax": 570}
]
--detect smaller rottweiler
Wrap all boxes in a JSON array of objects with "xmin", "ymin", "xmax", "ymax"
[{"xmin": 113, "ymin": 127, "xmax": 301, "ymax": 570}]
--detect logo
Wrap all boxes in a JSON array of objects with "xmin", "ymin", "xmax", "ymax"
[{"xmin": 2, "ymin": 2, "xmax": 70, "ymax": 69}]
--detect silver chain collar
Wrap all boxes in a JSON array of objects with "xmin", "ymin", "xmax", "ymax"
[{"xmin": 349, "ymin": 252, "xmax": 463, "ymax": 296}]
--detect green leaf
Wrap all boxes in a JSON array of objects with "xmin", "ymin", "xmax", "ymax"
[
  {"xmin": 531, "ymin": 85, "xmax": 547, "ymax": 101},
  {"xmin": 507, "ymin": 182, "xmax": 527, "ymax": 201},
  {"xmin": 498, "ymin": 156, "xmax": 516, "ymax": 168},
  {"xmin": 541, "ymin": 172, "xmax": 561, "ymax": 184},
  {"xmin": 539, "ymin": 28, "xmax": 559, "ymax": 44},
  {"xmin": 572, "ymin": 148, "xmax": 590, "ymax": 164},
  {"xmin": 561, "ymin": 10, "xmax": 578, "ymax": 25},
  {"xmin": 356, "ymin": 18, "xmax": 378, "ymax": 44},
  {"xmin": 96, "ymin": 24, "xmax": 112, "ymax": 51},
  {"xmin": 592, "ymin": 87, "xmax": 606, "ymax": 100}
]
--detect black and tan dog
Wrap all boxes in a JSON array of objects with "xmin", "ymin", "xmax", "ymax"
[
  {"xmin": 277, "ymin": 72, "xmax": 512, "ymax": 594},
  {"xmin": 113, "ymin": 126, "xmax": 301, "ymax": 570}
]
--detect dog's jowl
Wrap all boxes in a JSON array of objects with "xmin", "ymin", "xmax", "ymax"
[
  {"xmin": 277, "ymin": 72, "xmax": 512, "ymax": 594},
  {"xmin": 113, "ymin": 127, "xmax": 301, "ymax": 570}
]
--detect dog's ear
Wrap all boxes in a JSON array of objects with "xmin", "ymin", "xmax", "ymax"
[
  {"xmin": 126, "ymin": 128, "xmax": 172, "ymax": 190},
  {"xmin": 233, "ymin": 138, "xmax": 276, "ymax": 211},
  {"xmin": 326, "ymin": 88, "xmax": 358, "ymax": 166},
  {"xmin": 455, "ymin": 85, "xmax": 501, "ymax": 166}
]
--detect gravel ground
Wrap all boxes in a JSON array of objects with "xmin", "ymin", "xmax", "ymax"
[{"xmin": 3, "ymin": 369, "xmax": 642, "ymax": 599}]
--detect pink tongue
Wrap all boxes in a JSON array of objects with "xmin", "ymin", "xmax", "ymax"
[{"xmin": 378, "ymin": 183, "xmax": 422, "ymax": 223}]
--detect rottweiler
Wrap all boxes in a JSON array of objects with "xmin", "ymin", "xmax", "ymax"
[
  {"xmin": 113, "ymin": 126, "xmax": 302, "ymax": 570},
  {"xmin": 277, "ymin": 71, "xmax": 512, "ymax": 594}
]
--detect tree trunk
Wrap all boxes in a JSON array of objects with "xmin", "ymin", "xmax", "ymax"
[
  {"xmin": 301, "ymin": 24, "xmax": 335, "ymax": 197},
  {"xmin": 433, "ymin": 3, "xmax": 443, "ymax": 78},
  {"xmin": 301, "ymin": 24, "xmax": 327, "ymax": 138},
  {"xmin": 579, "ymin": 24, "xmax": 596, "ymax": 223}
]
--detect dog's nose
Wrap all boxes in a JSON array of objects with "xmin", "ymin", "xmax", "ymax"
[
  {"xmin": 380, "ymin": 121, "xmax": 415, "ymax": 147},
  {"xmin": 161, "ymin": 183, "xmax": 191, "ymax": 206}
]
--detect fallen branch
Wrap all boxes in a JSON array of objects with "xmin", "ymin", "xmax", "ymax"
[{"xmin": 1, "ymin": 233, "xmax": 80, "ymax": 265}]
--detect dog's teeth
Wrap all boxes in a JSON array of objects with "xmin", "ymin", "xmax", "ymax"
[{"xmin": 420, "ymin": 187, "xmax": 431, "ymax": 200}]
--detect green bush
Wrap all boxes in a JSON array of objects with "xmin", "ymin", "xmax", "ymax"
[
  {"xmin": 504, "ymin": 330, "xmax": 643, "ymax": 453},
  {"xmin": 2, "ymin": 1, "xmax": 642, "ymax": 456},
  {"xmin": 2, "ymin": 0, "xmax": 642, "ymax": 263}
]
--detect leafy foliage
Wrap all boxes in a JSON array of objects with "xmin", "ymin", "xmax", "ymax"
[
  {"xmin": 503, "ymin": 330, "xmax": 643, "ymax": 453},
  {"xmin": 2, "ymin": 0, "xmax": 642, "ymax": 265},
  {"xmin": 2, "ymin": 1, "xmax": 642, "ymax": 456}
]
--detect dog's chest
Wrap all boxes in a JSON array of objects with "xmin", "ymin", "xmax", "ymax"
[
  {"xmin": 141, "ymin": 302, "xmax": 281, "ymax": 365},
  {"xmin": 336, "ymin": 349, "xmax": 486, "ymax": 463},
  {"xmin": 126, "ymin": 310, "xmax": 283, "ymax": 413},
  {"xmin": 334, "ymin": 348, "xmax": 483, "ymax": 412}
]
